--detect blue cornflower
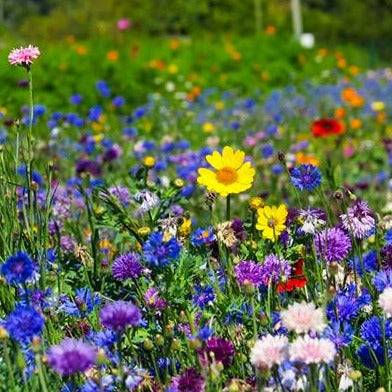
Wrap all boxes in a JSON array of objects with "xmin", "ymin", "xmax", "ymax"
[
  {"xmin": 190, "ymin": 227, "xmax": 216, "ymax": 247},
  {"xmin": 385, "ymin": 229, "xmax": 392, "ymax": 244},
  {"xmin": 112, "ymin": 96, "xmax": 125, "ymax": 108},
  {"xmin": 349, "ymin": 250, "xmax": 378, "ymax": 276},
  {"xmin": 192, "ymin": 285, "xmax": 215, "ymax": 309},
  {"xmin": 374, "ymin": 270, "xmax": 392, "ymax": 292},
  {"xmin": 123, "ymin": 127, "xmax": 138, "ymax": 138},
  {"xmin": 88, "ymin": 105, "xmax": 103, "ymax": 122},
  {"xmin": 357, "ymin": 344, "xmax": 386, "ymax": 369},
  {"xmin": 198, "ymin": 326, "xmax": 213, "ymax": 341},
  {"xmin": 33, "ymin": 104, "xmax": 46, "ymax": 117},
  {"xmin": 1, "ymin": 251, "xmax": 35, "ymax": 285},
  {"xmin": 324, "ymin": 321, "xmax": 354, "ymax": 349},
  {"xmin": 271, "ymin": 164, "xmax": 284, "ymax": 175},
  {"xmin": 143, "ymin": 232, "xmax": 181, "ymax": 268},
  {"xmin": 70, "ymin": 94, "xmax": 83, "ymax": 105},
  {"xmin": 326, "ymin": 284, "xmax": 371, "ymax": 322},
  {"xmin": 60, "ymin": 287, "xmax": 101, "ymax": 318},
  {"xmin": 4, "ymin": 305, "xmax": 44, "ymax": 344},
  {"xmin": 290, "ymin": 164, "xmax": 322, "ymax": 191},
  {"xmin": 0, "ymin": 128, "xmax": 7, "ymax": 144},
  {"xmin": 96, "ymin": 80, "xmax": 111, "ymax": 97},
  {"xmin": 360, "ymin": 316, "xmax": 392, "ymax": 349},
  {"xmin": 261, "ymin": 143, "xmax": 274, "ymax": 159}
]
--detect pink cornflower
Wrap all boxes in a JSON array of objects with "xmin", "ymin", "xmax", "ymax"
[
  {"xmin": 280, "ymin": 301, "xmax": 326, "ymax": 334},
  {"xmin": 117, "ymin": 18, "xmax": 131, "ymax": 31},
  {"xmin": 250, "ymin": 334, "xmax": 288, "ymax": 370},
  {"xmin": 379, "ymin": 287, "xmax": 392, "ymax": 317},
  {"xmin": 8, "ymin": 45, "xmax": 40, "ymax": 67},
  {"xmin": 289, "ymin": 336, "xmax": 336, "ymax": 364}
]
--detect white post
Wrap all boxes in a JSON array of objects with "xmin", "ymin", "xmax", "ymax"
[{"xmin": 291, "ymin": 0, "xmax": 303, "ymax": 40}]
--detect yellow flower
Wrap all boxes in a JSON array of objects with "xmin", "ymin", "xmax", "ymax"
[
  {"xmin": 256, "ymin": 204, "xmax": 288, "ymax": 241},
  {"xmin": 202, "ymin": 122, "xmax": 216, "ymax": 133},
  {"xmin": 178, "ymin": 218, "xmax": 192, "ymax": 237},
  {"xmin": 197, "ymin": 146, "xmax": 255, "ymax": 197},
  {"xmin": 371, "ymin": 101, "xmax": 385, "ymax": 112},
  {"xmin": 143, "ymin": 156, "xmax": 156, "ymax": 167},
  {"xmin": 249, "ymin": 196, "xmax": 264, "ymax": 210}
]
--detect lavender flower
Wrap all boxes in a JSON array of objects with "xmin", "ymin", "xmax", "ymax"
[
  {"xmin": 260, "ymin": 254, "xmax": 291, "ymax": 286},
  {"xmin": 234, "ymin": 260, "xmax": 264, "ymax": 286},
  {"xmin": 315, "ymin": 227, "xmax": 351, "ymax": 263},
  {"xmin": 100, "ymin": 301, "xmax": 141, "ymax": 332},
  {"xmin": 341, "ymin": 200, "xmax": 375, "ymax": 239},
  {"xmin": 112, "ymin": 252, "xmax": 143, "ymax": 281},
  {"xmin": 47, "ymin": 338, "xmax": 97, "ymax": 376}
]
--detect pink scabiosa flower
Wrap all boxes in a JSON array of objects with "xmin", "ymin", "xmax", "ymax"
[
  {"xmin": 117, "ymin": 18, "xmax": 131, "ymax": 31},
  {"xmin": 379, "ymin": 287, "xmax": 392, "ymax": 317},
  {"xmin": 8, "ymin": 45, "xmax": 40, "ymax": 68},
  {"xmin": 281, "ymin": 301, "xmax": 326, "ymax": 334},
  {"xmin": 289, "ymin": 336, "xmax": 336, "ymax": 364},
  {"xmin": 340, "ymin": 200, "xmax": 375, "ymax": 239},
  {"xmin": 250, "ymin": 334, "xmax": 289, "ymax": 370}
]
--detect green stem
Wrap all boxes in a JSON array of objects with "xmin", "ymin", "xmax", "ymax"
[
  {"xmin": 36, "ymin": 353, "xmax": 49, "ymax": 392},
  {"xmin": 226, "ymin": 194, "xmax": 231, "ymax": 221},
  {"xmin": 2, "ymin": 341, "xmax": 16, "ymax": 388}
]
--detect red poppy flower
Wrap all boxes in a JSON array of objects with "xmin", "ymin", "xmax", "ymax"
[
  {"xmin": 277, "ymin": 259, "xmax": 307, "ymax": 293},
  {"xmin": 311, "ymin": 118, "xmax": 344, "ymax": 137}
]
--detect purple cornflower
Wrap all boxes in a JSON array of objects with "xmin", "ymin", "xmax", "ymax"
[
  {"xmin": 374, "ymin": 270, "xmax": 392, "ymax": 292},
  {"xmin": 1, "ymin": 251, "xmax": 35, "ymax": 285},
  {"xmin": 199, "ymin": 337, "xmax": 235, "ymax": 367},
  {"xmin": 4, "ymin": 305, "xmax": 44, "ymax": 344},
  {"xmin": 260, "ymin": 254, "xmax": 291, "ymax": 286},
  {"xmin": 231, "ymin": 218, "xmax": 247, "ymax": 242},
  {"xmin": 170, "ymin": 368, "xmax": 205, "ymax": 392},
  {"xmin": 298, "ymin": 208, "xmax": 327, "ymax": 234},
  {"xmin": 112, "ymin": 252, "xmax": 143, "ymax": 281},
  {"xmin": 108, "ymin": 185, "xmax": 130, "ymax": 206},
  {"xmin": 314, "ymin": 227, "xmax": 351, "ymax": 263},
  {"xmin": 341, "ymin": 200, "xmax": 375, "ymax": 239},
  {"xmin": 380, "ymin": 244, "xmax": 392, "ymax": 269},
  {"xmin": 75, "ymin": 159, "xmax": 102, "ymax": 177},
  {"xmin": 290, "ymin": 164, "xmax": 321, "ymax": 191},
  {"xmin": 144, "ymin": 287, "xmax": 167, "ymax": 311},
  {"xmin": 234, "ymin": 260, "xmax": 264, "ymax": 287},
  {"xmin": 47, "ymin": 338, "xmax": 97, "ymax": 376},
  {"xmin": 100, "ymin": 301, "xmax": 141, "ymax": 332}
]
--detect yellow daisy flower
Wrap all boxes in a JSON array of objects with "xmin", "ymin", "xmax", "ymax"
[
  {"xmin": 197, "ymin": 146, "xmax": 255, "ymax": 197},
  {"xmin": 256, "ymin": 204, "xmax": 288, "ymax": 241}
]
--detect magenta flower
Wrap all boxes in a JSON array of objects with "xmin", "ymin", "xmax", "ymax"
[
  {"xmin": 8, "ymin": 45, "xmax": 40, "ymax": 67},
  {"xmin": 117, "ymin": 18, "xmax": 131, "ymax": 31}
]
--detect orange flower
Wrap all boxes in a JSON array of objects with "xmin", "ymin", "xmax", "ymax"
[
  {"xmin": 107, "ymin": 50, "xmax": 119, "ymax": 62},
  {"xmin": 75, "ymin": 45, "xmax": 88, "ymax": 55},
  {"xmin": 341, "ymin": 87, "xmax": 364, "ymax": 108},
  {"xmin": 334, "ymin": 107, "xmax": 346, "ymax": 119},
  {"xmin": 169, "ymin": 38, "xmax": 180, "ymax": 50},
  {"xmin": 265, "ymin": 25, "xmax": 276, "ymax": 35},
  {"xmin": 350, "ymin": 118, "xmax": 362, "ymax": 130},
  {"xmin": 296, "ymin": 153, "xmax": 320, "ymax": 167}
]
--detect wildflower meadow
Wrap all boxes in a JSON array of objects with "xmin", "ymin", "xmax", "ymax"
[{"xmin": 2, "ymin": 2, "xmax": 392, "ymax": 392}]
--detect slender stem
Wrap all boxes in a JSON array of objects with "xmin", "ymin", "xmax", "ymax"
[
  {"xmin": 36, "ymin": 353, "xmax": 49, "ymax": 392},
  {"xmin": 2, "ymin": 341, "xmax": 16, "ymax": 387},
  {"xmin": 226, "ymin": 194, "xmax": 231, "ymax": 221}
]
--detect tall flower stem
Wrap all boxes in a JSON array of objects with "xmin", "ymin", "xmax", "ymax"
[
  {"xmin": 226, "ymin": 195, "xmax": 231, "ymax": 221},
  {"xmin": 36, "ymin": 353, "xmax": 49, "ymax": 392},
  {"xmin": 26, "ymin": 68, "xmax": 34, "ymax": 206}
]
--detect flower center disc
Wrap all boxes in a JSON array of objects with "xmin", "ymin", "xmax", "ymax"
[{"xmin": 216, "ymin": 167, "xmax": 238, "ymax": 185}]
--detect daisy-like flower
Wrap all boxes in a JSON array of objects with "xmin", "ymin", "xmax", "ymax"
[
  {"xmin": 340, "ymin": 200, "xmax": 375, "ymax": 239},
  {"xmin": 250, "ymin": 334, "xmax": 289, "ymax": 370},
  {"xmin": 379, "ymin": 287, "xmax": 392, "ymax": 317},
  {"xmin": 281, "ymin": 301, "xmax": 326, "ymax": 334},
  {"xmin": 197, "ymin": 146, "xmax": 255, "ymax": 197},
  {"xmin": 256, "ymin": 204, "xmax": 288, "ymax": 241},
  {"xmin": 8, "ymin": 45, "xmax": 40, "ymax": 67},
  {"xmin": 289, "ymin": 336, "xmax": 336, "ymax": 364}
]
